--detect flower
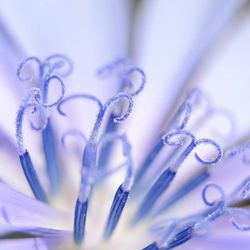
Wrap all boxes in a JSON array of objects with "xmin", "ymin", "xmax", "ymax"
[{"xmin": 0, "ymin": 1, "xmax": 250, "ymax": 250}]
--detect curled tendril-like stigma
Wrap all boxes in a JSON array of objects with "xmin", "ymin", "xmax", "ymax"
[
  {"xmin": 43, "ymin": 54, "xmax": 73, "ymax": 78},
  {"xmin": 104, "ymin": 93, "xmax": 133, "ymax": 123},
  {"xmin": 202, "ymin": 183, "xmax": 225, "ymax": 206},
  {"xmin": 42, "ymin": 75, "xmax": 65, "ymax": 107},
  {"xmin": 162, "ymin": 130, "xmax": 195, "ymax": 147},
  {"xmin": 121, "ymin": 67, "xmax": 146, "ymax": 96},
  {"xmin": 163, "ymin": 130, "xmax": 222, "ymax": 166},
  {"xmin": 17, "ymin": 57, "xmax": 43, "ymax": 82},
  {"xmin": 17, "ymin": 54, "xmax": 70, "ymax": 107},
  {"xmin": 194, "ymin": 138, "xmax": 222, "ymax": 165},
  {"xmin": 57, "ymin": 94, "xmax": 103, "ymax": 116},
  {"xmin": 61, "ymin": 129, "xmax": 87, "ymax": 151}
]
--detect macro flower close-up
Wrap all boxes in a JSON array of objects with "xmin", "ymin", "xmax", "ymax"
[{"xmin": 1, "ymin": 0, "xmax": 250, "ymax": 249}]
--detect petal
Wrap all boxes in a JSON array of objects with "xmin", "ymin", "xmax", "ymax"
[{"xmin": 0, "ymin": 182, "xmax": 70, "ymax": 230}]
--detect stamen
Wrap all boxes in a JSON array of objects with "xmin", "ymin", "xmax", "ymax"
[
  {"xmin": 16, "ymin": 88, "xmax": 48, "ymax": 202},
  {"xmin": 17, "ymin": 56, "xmax": 70, "ymax": 198},
  {"xmin": 103, "ymin": 134, "xmax": 133, "ymax": 239},
  {"xmin": 133, "ymin": 130, "xmax": 222, "ymax": 223},
  {"xmin": 68, "ymin": 93, "xmax": 134, "ymax": 244}
]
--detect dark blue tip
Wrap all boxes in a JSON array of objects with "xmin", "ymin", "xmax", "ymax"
[
  {"xmin": 74, "ymin": 199, "xmax": 88, "ymax": 244},
  {"xmin": 141, "ymin": 242, "xmax": 159, "ymax": 250},
  {"xmin": 132, "ymin": 169, "xmax": 176, "ymax": 224},
  {"xmin": 104, "ymin": 185, "xmax": 129, "ymax": 239},
  {"xmin": 42, "ymin": 120, "xmax": 60, "ymax": 196},
  {"xmin": 156, "ymin": 170, "xmax": 210, "ymax": 215},
  {"xmin": 19, "ymin": 150, "xmax": 48, "ymax": 203}
]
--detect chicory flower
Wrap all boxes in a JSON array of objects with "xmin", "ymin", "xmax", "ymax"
[{"xmin": 0, "ymin": 1, "xmax": 250, "ymax": 249}]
